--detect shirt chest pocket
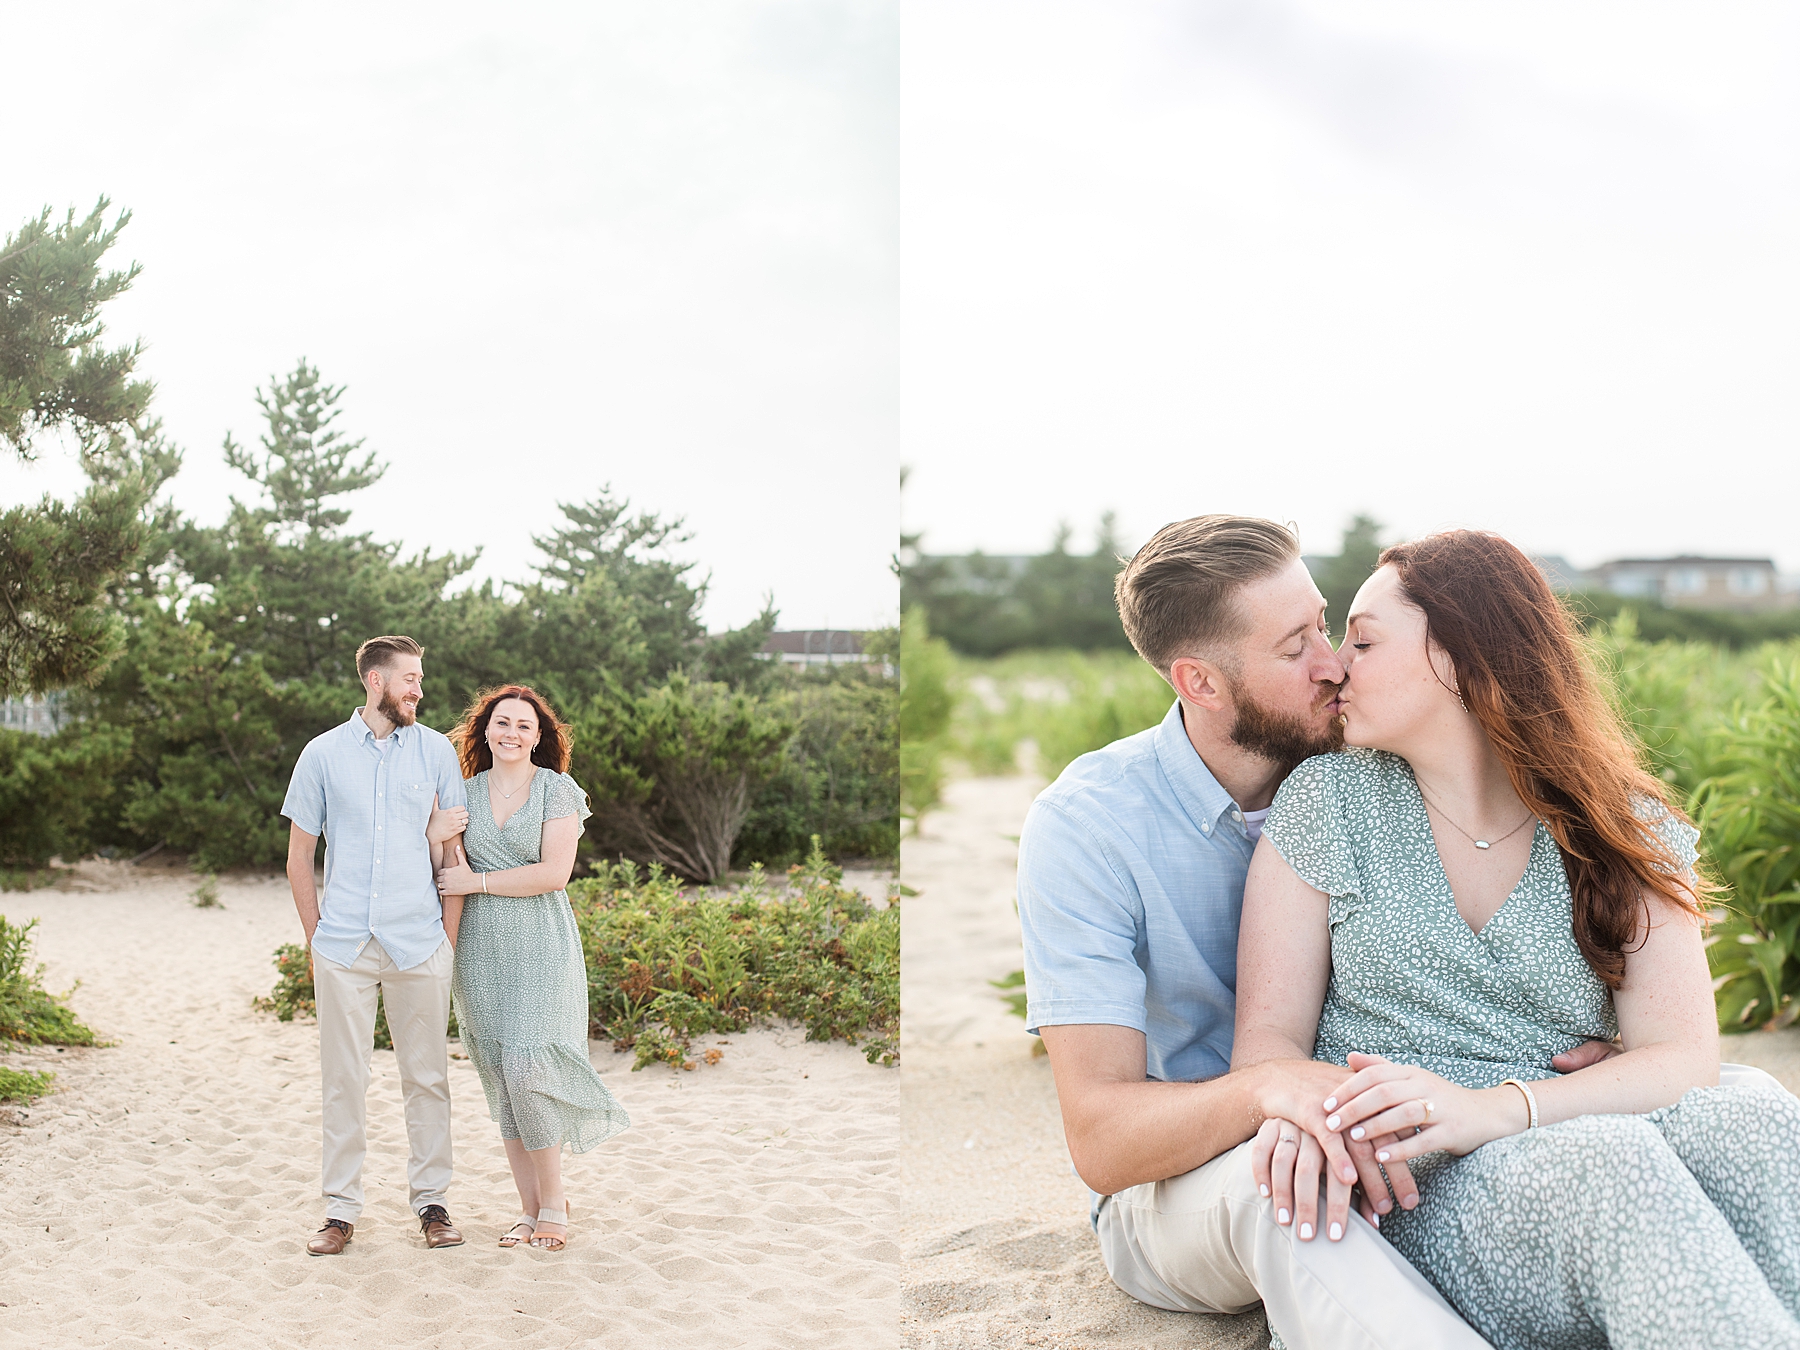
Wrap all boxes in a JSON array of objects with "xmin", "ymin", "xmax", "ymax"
[{"xmin": 394, "ymin": 782, "xmax": 434, "ymax": 830}]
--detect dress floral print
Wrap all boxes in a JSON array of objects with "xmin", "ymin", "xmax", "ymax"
[
  {"xmin": 1261, "ymin": 749, "xmax": 1800, "ymax": 1349},
  {"xmin": 452, "ymin": 767, "xmax": 629, "ymax": 1153}
]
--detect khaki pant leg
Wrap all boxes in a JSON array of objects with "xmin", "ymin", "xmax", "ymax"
[
  {"xmin": 1098, "ymin": 1139, "xmax": 1492, "ymax": 1350},
  {"xmin": 379, "ymin": 938, "xmax": 455, "ymax": 1214},
  {"xmin": 313, "ymin": 942, "xmax": 383, "ymax": 1222}
]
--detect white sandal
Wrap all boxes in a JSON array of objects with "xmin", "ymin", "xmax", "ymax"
[
  {"xmin": 498, "ymin": 1215, "xmax": 535, "ymax": 1248},
  {"xmin": 529, "ymin": 1204, "xmax": 569, "ymax": 1251}
]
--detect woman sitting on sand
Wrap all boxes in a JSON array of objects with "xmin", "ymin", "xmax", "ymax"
[
  {"xmin": 1234, "ymin": 530, "xmax": 1800, "ymax": 1349},
  {"xmin": 426, "ymin": 684, "xmax": 629, "ymax": 1252}
]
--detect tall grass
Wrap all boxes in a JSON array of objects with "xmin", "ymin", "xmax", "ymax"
[{"xmin": 951, "ymin": 649, "xmax": 1171, "ymax": 780}]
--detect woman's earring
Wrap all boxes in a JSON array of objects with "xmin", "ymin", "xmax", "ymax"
[{"xmin": 1455, "ymin": 690, "xmax": 1469, "ymax": 714}]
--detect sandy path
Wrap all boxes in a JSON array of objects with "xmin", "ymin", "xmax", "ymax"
[
  {"xmin": 0, "ymin": 869, "xmax": 898, "ymax": 1349},
  {"xmin": 899, "ymin": 778, "xmax": 1267, "ymax": 1349}
]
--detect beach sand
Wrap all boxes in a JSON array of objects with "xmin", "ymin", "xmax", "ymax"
[
  {"xmin": 898, "ymin": 774, "xmax": 1800, "ymax": 1350},
  {"xmin": 900, "ymin": 777, "xmax": 1268, "ymax": 1350},
  {"xmin": 0, "ymin": 865, "xmax": 899, "ymax": 1349}
]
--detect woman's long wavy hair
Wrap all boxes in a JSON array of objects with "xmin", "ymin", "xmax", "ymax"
[
  {"xmin": 1380, "ymin": 531, "xmax": 1710, "ymax": 989},
  {"xmin": 449, "ymin": 684, "xmax": 572, "ymax": 780}
]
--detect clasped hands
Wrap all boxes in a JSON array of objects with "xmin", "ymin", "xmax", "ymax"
[{"xmin": 1254, "ymin": 1049, "xmax": 1579, "ymax": 1244}]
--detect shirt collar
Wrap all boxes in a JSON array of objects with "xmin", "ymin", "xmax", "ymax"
[
  {"xmin": 348, "ymin": 707, "xmax": 408, "ymax": 747},
  {"xmin": 1152, "ymin": 699, "xmax": 1242, "ymax": 840}
]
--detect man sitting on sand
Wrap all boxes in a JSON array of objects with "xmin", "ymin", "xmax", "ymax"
[
  {"xmin": 1016, "ymin": 516, "xmax": 1617, "ymax": 1349},
  {"xmin": 281, "ymin": 635, "xmax": 470, "ymax": 1256}
]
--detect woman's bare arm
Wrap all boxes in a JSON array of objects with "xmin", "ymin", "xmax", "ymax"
[
  {"xmin": 1231, "ymin": 838, "xmax": 1334, "ymax": 1071},
  {"xmin": 1534, "ymin": 897, "xmax": 1718, "ymax": 1118},
  {"xmin": 435, "ymin": 814, "xmax": 583, "ymax": 899}
]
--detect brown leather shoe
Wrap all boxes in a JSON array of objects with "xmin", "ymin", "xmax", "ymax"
[
  {"xmin": 307, "ymin": 1219, "xmax": 353, "ymax": 1256},
  {"xmin": 418, "ymin": 1204, "xmax": 464, "ymax": 1249}
]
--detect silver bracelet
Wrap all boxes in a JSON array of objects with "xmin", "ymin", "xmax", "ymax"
[
  {"xmin": 480, "ymin": 872, "xmax": 489, "ymax": 895},
  {"xmin": 1501, "ymin": 1077, "xmax": 1540, "ymax": 1130}
]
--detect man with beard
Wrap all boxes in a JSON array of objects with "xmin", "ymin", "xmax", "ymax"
[
  {"xmin": 281, "ymin": 635, "xmax": 470, "ymax": 1255},
  {"xmin": 1017, "ymin": 517, "xmax": 1611, "ymax": 1348}
]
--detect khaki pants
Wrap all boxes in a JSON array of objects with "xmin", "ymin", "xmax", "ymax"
[
  {"xmin": 1098, "ymin": 1137, "xmax": 1492, "ymax": 1350},
  {"xmin": 312, "ymin": 937, "xmax": 454, "ymax": 1221}
]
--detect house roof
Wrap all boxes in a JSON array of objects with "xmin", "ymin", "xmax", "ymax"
[
  {"xmin": 1596, "ymin": 556, "xmax": 1776, "ymax": 569},
  {"xmin": 761, "ymin": 630, "xmax": 866, "ymax": 656}
]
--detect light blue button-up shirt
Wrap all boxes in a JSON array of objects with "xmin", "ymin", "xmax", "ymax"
[
  {"xmin": 280, "ymin": 709, "xmax": 468, "ymax": 971},
  {"xmin": 1017, "ymin": 698, "xmax": 1258, "ymax": 1086}
]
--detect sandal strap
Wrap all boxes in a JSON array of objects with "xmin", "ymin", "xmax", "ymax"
[{"xmin": 535, "ymin": 1206, "xmax": 567, "ymax": 1225}]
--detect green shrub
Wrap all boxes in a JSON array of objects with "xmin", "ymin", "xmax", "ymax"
[
  {"xmin": 572, "ymin": 672, "xmax": 795, "ymax": 883},
  {"xmin": 191, "ymin": 873, "xmax": 222, "ymax": 908},
  {"xmin": 736, "ymin": 663, "xmax": 899, "ymax": 867},
  {"xmin": 900, "ymin": 607, "xmax": 954, "ymax": 822},
  {"xmin": 0, "ymin": 915, "xmax": 99, "ymax": 1045},
  {"xmin": 1696, "ymin": 657, "xmax": 1800, "ymax": 1032},
  {"xmin": 571, "ymin": 838, "xmax": 898, "ymax": 1067},
  {"xmin": 0, "ymin": 722, "xmax": 133, "ymax": 866},
  {"xmin": 0, "ymin": 1064, "xmax": 54, "ymax": 1102}
]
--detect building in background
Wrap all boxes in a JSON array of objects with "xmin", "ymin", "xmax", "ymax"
[
  {"xmin": 0, "ymin": 695, "xmax": 64, "ymax": 736},
  {"xmin": 1586, "ymin": 557, "xmax": 1798, "ymax": 612},
  {"xmin": 761, "ymin": 630, "xmax": 891, "ymax": 673}
]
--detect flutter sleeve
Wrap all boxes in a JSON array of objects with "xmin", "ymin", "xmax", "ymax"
[
  {"xmin": 547, "ymin": 771, "xmax": 593, "ymax": 826},
  {"xmin": 1643, "ymin": 799, "xmax": 1700, "ymax": 877},
  {"xmin": 1262, "ymin": 753, "xmax": 1363, "ymax": 917}
]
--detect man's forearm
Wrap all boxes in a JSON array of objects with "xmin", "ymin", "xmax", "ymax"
[
  {"xmin": 287, "ymin": 861, "xmax": 320, "ymax": 942},
  {"xmin": 1058, "ymin": 1070, "xmax": 1265, "ymax": 1196}
]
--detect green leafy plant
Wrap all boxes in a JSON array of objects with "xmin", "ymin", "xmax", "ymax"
[
  {"xmin": 0, "ymin": 915, "xmax": 99, "ymax": 1045},
  {"xmin": 572, "ymin": 838, "xmax": 898, "ymax": 1068},
  {"xmin": 900, "ymin": 606, "xmax": 954, "ymax": 825},
  {"xmin": 573, "ymin": 673, "xmax": 796, "ymax": 883},
  {"xmin": 191, "ymin": 873, "xmax": 221, "ymax": 908},
  {"xmin": 0, "ymin": 1064, "xmax": 54, "ymax": 1102},
  {"xmin": 1696, "ymin": 658, "xmax": 1800, "ymax": 1032},
  {"xmin": 991, "ymin": 969, "xmax": 1027, "ymax": 1019}
]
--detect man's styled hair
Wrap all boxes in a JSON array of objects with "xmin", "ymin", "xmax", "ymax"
[
  {"xmin": 354, "ymin": 635, "xmax": 424, "ymax": 681},
  {"xmin": 1114, "ymin": 515, "xmax": 1301, "ymax": 676}
]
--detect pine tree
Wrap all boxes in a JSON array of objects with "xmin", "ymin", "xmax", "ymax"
[{"xmin": 0, "ymin": 200, "xmax": 177, "ymax": 698}]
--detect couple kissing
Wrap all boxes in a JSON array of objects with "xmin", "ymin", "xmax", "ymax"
[{"xmin": 1019, "ymin": 517, "xmax": 1800, "ymax": 1349}]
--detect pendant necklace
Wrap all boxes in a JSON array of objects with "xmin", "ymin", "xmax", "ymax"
[{"xmin": 1418, "ymin": 782, "xmax": 1535, "ymax": 851}]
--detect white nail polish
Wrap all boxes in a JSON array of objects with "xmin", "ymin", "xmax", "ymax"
[
  {"xmin": 1325, "ymin": 1114, "xmax": 1341, "ymax": 1129},
  {"xmin": 1376, "ymin": 1151, "xmax": 1389, "ymax": 1162},
  {"xmin": 1278, "ymin": 1208, "xmax": 1290, "ymax": 1225},
  {"xmin": 1350, "ymin": 1126, "xmax": 1365, "ymax": 1140},
  {"xmin": 1372, "ymin": 1212, "xmax": 1380, "ymax": 1229},
  {"xmin": 1330, "ymin": 1222, "xmax": 1343, "ymax": 1241},
  {"xmin": 1299, "ymin": 1223, "xmax": 1314, "ymax": 1240},
  {"xmin": 1260, "ymin": 1184, "xmax": 1269, "ymax": 1197},
  {"xmin": 1323, "ymin": 1097, "xmax": 1337, "ymax": 1111}
]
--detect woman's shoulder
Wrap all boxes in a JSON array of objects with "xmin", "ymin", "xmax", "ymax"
[{"xmin": 1634, "ymin": 794, "xmax": 1700, "ymax": 870}]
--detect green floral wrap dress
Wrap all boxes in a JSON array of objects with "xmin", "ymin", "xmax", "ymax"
[
  {"xmin": 451, "ymin": 767, "xmax": 629, "ymax": 1153},
  {"xmin": 1262, "ymin": 749, "xmax": 1800, "ymax": 1350}
]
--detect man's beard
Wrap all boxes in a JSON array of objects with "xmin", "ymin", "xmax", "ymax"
[
  {"xmin": 1226, "ymin": 679, "xmax": 1343, "ymax": 776},
  {"xmin": 377, "ymin": 687, "xmax": 418, "ymax": 727}
]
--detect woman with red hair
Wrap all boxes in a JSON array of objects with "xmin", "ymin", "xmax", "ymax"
[
  {"xmin": 427, "ymin": 684, "xmax": 629, "ymax": 1252},
  {"xmin": 1233, "ymin": 531, "xmax": 1800, "ymax": 1348}
]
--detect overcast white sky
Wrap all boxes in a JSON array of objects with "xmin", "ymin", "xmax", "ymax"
[
  {"xmin": 902, "ymin": 1, "xmax": 1800, "ymax": 573},
  {"xmin": 2, "ymin": 1, "xmax": 897, "ymax": 632}
]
